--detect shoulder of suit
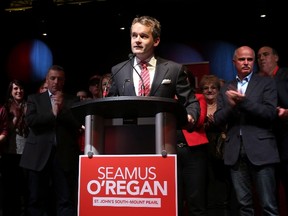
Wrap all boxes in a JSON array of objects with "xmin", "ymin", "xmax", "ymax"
[
  {"xmin": 115, "ymin": 59, "xmax": 129, "ymax": 67},
  {"xmin": 277, "ymin": 67, "xmax": 288, "ymax": 77},
  {"xmin": 253, "ymin": 73, "xmax": 276, "ymax": 85},
  {"xmin": 111, "ymin": 61, "xmax": 128, "ymax": 73},
  {"xmin": 278, "ymin": 67, "xmax": 288, "ymax": 72}
]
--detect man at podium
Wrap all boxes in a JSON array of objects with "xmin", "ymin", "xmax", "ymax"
[{"xmin": 108, "ymin": 15, "xmax": 200, "ymax": 128}]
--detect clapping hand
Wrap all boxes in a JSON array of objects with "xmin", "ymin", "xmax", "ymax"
[
  {"xmin": 277, "ymin": 107, "xmax": 288, "ymax": 120},
  {"xmin": 51, "ymin": 91, "xmax": 63, "ymax": 116},
  {"xmin": 225, "ymin": 85, "xmax": 245, "ymax": 106}
]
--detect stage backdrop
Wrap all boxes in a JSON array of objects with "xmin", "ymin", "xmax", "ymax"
[{"xmin": 184, "ymin": 62, "xmax": 210, "ymax": 90}]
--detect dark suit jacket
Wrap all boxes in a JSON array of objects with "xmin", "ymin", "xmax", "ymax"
[
  {"xmin": 214, "ymin": 72, "xmax": 280, "ymax": 166},
  {"xmin": 20, "ymin": 91, "xmax": 81, "ymax": 172},
  {"xmin": 274, "ymin": 67, "xmax": 288, "ymax": 160},
  {"xmin": 108, "ymin": 57, "xmax": 200, "ymax": 121}
]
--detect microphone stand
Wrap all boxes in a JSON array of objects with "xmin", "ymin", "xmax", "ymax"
[
  {"xmin": 103, "ymin": 53, "xmax": 135, "ymax": 98},
  {"xmin": 122, "ymin": 79, "xmax": 131, "ymax": 95}
]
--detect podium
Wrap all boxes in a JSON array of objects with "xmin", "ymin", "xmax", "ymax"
[
  {"xmin": 71, "ymin": 96, "xmax": 187, "ymax": 156},
  {"xmin": 72, "ymin": 96, "xmax": 185, "ymax": 216}
]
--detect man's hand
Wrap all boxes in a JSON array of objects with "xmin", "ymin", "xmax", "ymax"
[
  {"xmin": 187, "ymin": 114, "xmax": 195, "ymax": 125},
  {"xmin": 277, "ymin": 107, "xmax": 288, "ymax": 119},
  {"xmin": 51, "ymin": 91, "xmax": 63, "ymax": 116},
  {"xmin": 225, "ymin": 89, "xmax": 245, "ymax": 106}
]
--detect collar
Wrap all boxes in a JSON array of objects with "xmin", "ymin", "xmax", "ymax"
[
  {"xmin": 236, "ymin": 72, "xmax": 253, "ymax": 83},
  {"xmin": 48, "ymin": 90, "xmax": 53, "ymax": 97},
  {"xmin": 135, "ymin": 56, "xmax": 156, "ymax": 67}
]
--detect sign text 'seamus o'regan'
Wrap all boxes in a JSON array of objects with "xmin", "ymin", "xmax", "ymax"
[{"xmin": 78, "ymin": 154, "xmax": 178, "ymax": 216}]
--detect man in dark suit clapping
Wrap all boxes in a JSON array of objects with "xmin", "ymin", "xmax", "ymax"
[
  {"xmin": 214, "ymin": 46, "xmax": 280, "ymax": 215},
  {"xmin": 20, "ymin": 65, "xmax": 82, "ymax": 216}
]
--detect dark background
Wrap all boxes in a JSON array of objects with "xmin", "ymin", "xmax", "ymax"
[{"xmin": 0, "ymin": 0, "xmax": 286, "ymax": 99}]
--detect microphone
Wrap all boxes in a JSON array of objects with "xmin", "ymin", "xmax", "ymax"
[
  {"xmin": 122, "ymin": 79, "xmax": 131, "ymax": 95},
  {"xmin": 128, "ymin": 55, "xmax": 146, "ymax": 96},
  {"xmin": 103, "ymin": 53, "xmax": 135, "ymax": 98}
]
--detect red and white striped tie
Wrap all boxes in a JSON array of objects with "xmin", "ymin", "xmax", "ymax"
[{"xmin": 138, "ymin": 61, "xmax": 150, "ymax": 96}]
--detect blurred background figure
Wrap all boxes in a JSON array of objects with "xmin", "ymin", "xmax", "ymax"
[
  {"xmin": 100, "ymin": 73, "xmax": 112, "ymax": 98},
  {"xmin": 38, "ymin": 79, "xmax": 48, "ymax": 93},
  {"xmin": 75, "ymin": 89, "xmax": 89, "ymax": 154},
  {"xmin": 0, "ymin": 104, "xmax": 8, "ymax": 153},
  {"xmin": 88, "ymin": 74, "xmax": 101, "ymax": 99},
  {"xmin": 177, "ymin": 72, "xmax": 209, "ymax": 216},
  {"xmin": 76, "ymin": 90, "xmax": 89, "ymax": 101},
  {"xmin": 3, "ymin": 79, "xmax": 29, "ymax": 216},
  {"xmin": 257, "ymin": 46, "xmax": 288, "ymax": 215},
  {"xmin": 219, "ymin": 78, "xmax": 226, "ymax": 87},
  {"xmin": 0, "ymin": 103, "xmax": 9, "ymax": 216}
]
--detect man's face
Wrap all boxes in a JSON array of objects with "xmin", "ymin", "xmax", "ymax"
[
  {"xmin": 76, "ymin": 91, "xmax": 88, "ymax": 101},
  {"xmin": 11, "ymin": 83, "xmax": 24, "ymax": 101},
  {"xmin": 39, "ymin": 82, "xmax": 48, "ymax": 93},
  {"xmin": 46, "ymin": 69, "xmax": 65, "ymax": 94},
  {"xmin": 257, "ymin": 47, "xmax": 278, "ymax": 76},
  {"xmin": 130, "ymin": 22, "xmax": 160, "ymax": 59},
  {"xmin": 88, "ymin": 77, "xmax": 100, "ymax": 98},
  {"xmin": 233, "ymin": 47, "xmax": 255, "ymax": 79},
  {"xmin": 202, "ymin": 83, "xmax": 219, "ymax": 102}
]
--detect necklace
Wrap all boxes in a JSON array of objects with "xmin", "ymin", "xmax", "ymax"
[
  {"xmin": 207, "ymin": 103, "xmax": 217, "ymax": 115},
  {"xmin": 207, "ymin": 103, "xmax": 216, "ymax": 108}
]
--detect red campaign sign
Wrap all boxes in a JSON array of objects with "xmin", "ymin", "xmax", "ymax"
[{"xmin": 78, "ymin": 154, "xmax": 178, "ymax": 216}]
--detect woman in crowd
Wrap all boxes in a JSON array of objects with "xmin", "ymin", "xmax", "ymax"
[
  {"xmin": 177, "ymin": 72, "xmax": 209, "ymax": 216},
  {"xmin": 100, "ymin": 73, "xmax": 112, "ymax": 97},
  {"xmin": 2, "ymin": 79, "xmax": 29, "ymax": 216},
  {"xmin": 199, "ymin": 75, "xmax": 235, "ymax": 216}
]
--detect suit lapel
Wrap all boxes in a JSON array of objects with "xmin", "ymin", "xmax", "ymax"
[
  {"xmin": 41, "ymin": 91, "xmax": 52, "ymax": 109},
  {"xmin": 245, "ymin": 73, "xmax": 258, "ymax": 97},
  {"xmin": 150, "ymin": 59, "xmax": 168, "ymax": 95},
  {"xmin": 228, "ymin": 79, "xmax": 238, "ymax": 91}
]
